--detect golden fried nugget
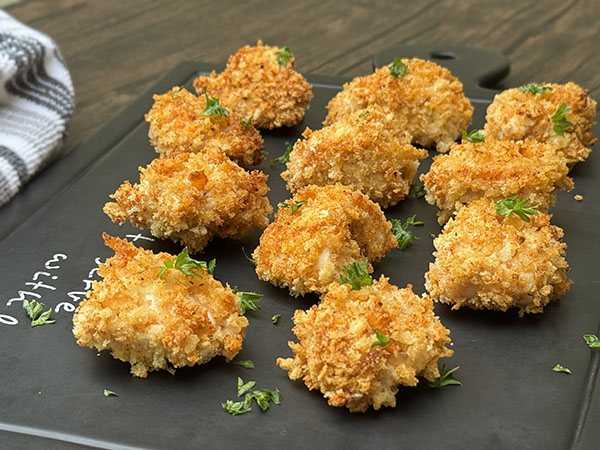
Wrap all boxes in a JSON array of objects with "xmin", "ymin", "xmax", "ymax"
[
  {"xmin": 193, "ymin": 41, "xmax": 313, "ymax": 129},
  {"xmin": 485, "ymin": 82, "xmax": 597, "ymax": 165},
  {"xmin": 145, "ymin": 87, "xmax": 264, "ymax": 167},
  {"xmin": 72, "ymin": 235, "xmax": 248, "ymax": 378},
  {"xmin": 277, "ymin": 278, "xmax": 453, "ymax": 412},
  {"xmin": 253, "ymin": 184, "xmax": 397, "ymax": 296},
  {"xmin": 324, "ymin": 58, "xmax": 473, "ymax": 152},
  {"xmin": 425, "ymin": 199, "xmax": 571, "ymax": 316},
  {"xmin": 103, "ymin": 148, "xmax": 272, "ymax": 253},
  {"xmin": 281, "ymin": 105, "xmax": 428, "ymax": 208},
  {"xmin": 421, "ymin": 137, "xmax": 573, "ymax": 224}
]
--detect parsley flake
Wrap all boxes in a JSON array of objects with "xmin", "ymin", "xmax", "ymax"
[
  {"xmin": 462, "ymin": 129, "xmax": 485, "ymax": 143},
  {"xmin": 242, "ymin": 247, "xmax": 257, "ymax": 267},
  {"xmin": 270, "ymin": 141, "xmax": 293, "ymax": 166},
  {"xmin": 232, "ymin": 287, "xmax": 262, "ymax": 314},
  {"xmin": 222, "ymin": 398, "xmax": 252, "ymax": 415},
  {"xmin": 233, "ymin": 360, "xmax": 255, "ymax": 369},
  {"xmin": 358, "ymin": 110, "xmax": 369, "ymax": 118},
  {"xmin": 391, "ymin": 215, "xmax": 424, "ymax": 250},
  {"xmin": 275, "ymin": 46, "xmax": 294, "ymax": 67},
  {"xmin": 103, "ymin": 389, "xmax": 119, "ymax": 397},
  {"xmin": 583, "ymin": 334, "xmax": 600, "ymax": 349},
  {"xmin": 371, "ymin": 330, "xmax": 391, "ymax": 348},
  {"xmin": 389, "ymin": 57, "xmax": 408, "ymax": 78},
  {"xmin": 200, "ymin": 87, "xmax": 229, "ymax": 117},
  {"xmin": 552, "ymin": 364, "xmax": 572, "ymax": 374},
  {"xmin": 152, "ymin": 248, "xmax": 215, "ymax": 279},
  {"xmin": 271, "ymin": 314, "xmax": 281, "ymax": 325},
  {"xmin": 495, "ymin": 196, "xmax": 539, "ymax": 222},
  {"xmin": 23, "ymin": 300, "xmax": 55, "ymax": 327},
  {"xmin": 240, "ymin": 115, "xmax": 253, "ymax": 129},
  {"xmin": 172, "ymin": 86, "xmax": 183, "ymax": 98},
  {"xmin": 551, "ymin": 103, "xmax": 572, "ymax": 136},
  {"xmin": 408, "ymin": 184, "xmax": 426, "ymax": 199},
  {"xmin": 338, "ymin": 256, "xmax": 373, "ymax": 290},
  {"xmin": 277, "ymin": 199, "xmax": 306, "ymax": 212},
  {"xmin": 518, "ymin": 83, "xmax": 553, "ymax": 95},
  {"xmin": 429, "ymin": 364, "xmax": 462, "ymax": 388},
  {"xmin": 223, "ymin": 378, "xmax": 281, "ymax": 416}
]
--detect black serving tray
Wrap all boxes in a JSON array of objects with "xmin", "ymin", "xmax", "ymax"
[{"xmin": 0, "ymin": 47, "xmax": 598, "ymax": 450}]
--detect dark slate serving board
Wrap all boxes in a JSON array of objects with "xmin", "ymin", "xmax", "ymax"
[{"xmin": 1, "ymin": 47, "xmax": 598, "ymax": 450}]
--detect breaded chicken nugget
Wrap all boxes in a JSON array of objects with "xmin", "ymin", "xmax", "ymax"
[
  {"xmin": 281, "ymin": 105, "xmax": 428, "ymax": 208},
  {"xmin": 253, "ymin": 184, "xmax": 397, "ymax": 296},
  {"xmin": 277, "ymin": 278, "xmax": 453, "ymax": 412},
  {"xmin": 421, "ymin": 137, "xmax": 573, "ymax": 224},
  {"xmin": 103, "ymin": 148, "xmax": 272, "ymax": 253},
  {"xmin": 324, "ymin": 58, "xmax": 473, "ymax": 152},
  {"xmin": 193, "ymin": 41, "xmax": 313, "ymax": 129},
  {"xmin": 485, "ymin": 82, "xmax": 597, "ymax": 165},
  {"xmin": 425, "ymin": 198, "xmax": 571, "ymax": 316},
  {"xmin": 73, "ymin": 235, "xmax": 248, "ymax": 377},
  {"xmin": 145, "ymin": 87, "xmax": 264, "ymax": 167}
]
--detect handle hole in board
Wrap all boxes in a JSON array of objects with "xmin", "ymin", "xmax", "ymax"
[{"xmin": 430, "ymin": 50, "xmax": 456, "ymax": 60}]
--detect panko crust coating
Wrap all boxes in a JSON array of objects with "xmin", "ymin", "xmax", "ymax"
[
  {"xmin": 485, "ymin": 82, "xmax": 597, "ymax": 165},
  {"xmin": 145, "ymin": 87, "xmax": 264, "ymax": 167},
  {"xmin": 103, "ymin": 148, "xmax": 272, "ymax": 253},
  {"xmin": 421, "ymin": 137, "xmax": 573, "ymax": 224},
  {"xmin": 277, "ymin": 279, "xmax": 453, "ymax": 412},
  {"xmin": 193, "ymin": 40, "xmax": 313, "ymax": 129},
  {"xmin": 425, "ymin": 199, "xmax": 571, "ymax": 316},
  {"xmin": 281, "ymin": 105, "xmax": 428, "ymax": 208},
  {"xmin": 324, "ymin": 58, "xmax": 473, "ymax": 152},
  {"xmin": 72, "ymin": 235, "xmax": 248, "ymax": 378},
  {"xmin": 253, "ymin": 184, "xmax": 397, "ymax": 296}
]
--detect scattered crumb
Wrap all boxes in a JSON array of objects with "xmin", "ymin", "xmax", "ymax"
[{"xmin": 574, "ymin": 194, "xmax": 583, "ymax": 201}]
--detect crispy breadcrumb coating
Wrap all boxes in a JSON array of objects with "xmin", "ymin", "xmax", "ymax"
[
  {"xmin": 485, "ymin": 82, "xmax": 597, "ymax": 165},
  {"xmin": 72, "ymin": 235, "xmax": 248, "ymax": 377},
  {"xmin": 425, "ymin": 199, "xmax": 571, "ymax": 316},
  {"xmin": 253, "ymin": 184, "xmax": 397, "ymax": 296},
  {"xmin": 281, "ymin": 105, "xmax": 428, "ymax": 208},
  {"xmin": 324, "ymin": 58, "xmax": 473, "ymax": 152},
  {"xmin": 421, "ymin": 137, "xmax": 573, "ymax": 224},
  {"xmin": 277, "ymin": 279, "xmax": 453, "ymax": 412},
  {"xmin": 193, "ymin": 41, "xmax": 313, "ymax": 129},
  {"xmin": 145, "ymin": 87, "xmax": 264, "ymax": 167},
  {"xmin": 103, "ymin": 148, "xmax": 272, "ymax": 253}
]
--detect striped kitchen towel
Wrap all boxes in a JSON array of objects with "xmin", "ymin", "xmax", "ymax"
[{"xmin": 0, "ymin": 10, "xmax": 74, "ymax": 207}]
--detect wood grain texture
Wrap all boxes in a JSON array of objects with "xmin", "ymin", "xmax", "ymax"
[{"xmin": 6, "ymin": 0, "xmax": 600, "ymax": 154}]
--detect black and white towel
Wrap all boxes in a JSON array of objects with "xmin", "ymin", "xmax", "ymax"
[{"xmin": 0, "ymin": 10, "xmax": 74, "ymax": 207}]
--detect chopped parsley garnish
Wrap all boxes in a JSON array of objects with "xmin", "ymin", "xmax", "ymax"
[
  {"xmin": 391, "ymin": 215, "xmax": 424, "ymax": 250},
  {"xmin": 275, "ymin": 46, "xmax": 294, "ymax": 67},
  {"xmin": 23, "ymin": 300, "xmax": 55, "ymax": 327},
  {"xmin": 223, "ymin": 377, "xmax": 281, "ymax": 416},
  {"xmin": 240, "ymin": 115, "xmax": 253, "ymax": 129},
  {"xmin": 270, "ymin": 141, "xmax": 293, "ymax": 166},
  {"xmin": 233, "ymin": 360, "xmax": 255, "ymax": 369},
  {"xmin": 232, "ymin": 287, "xmax": 262, "ymax": 314},
  {"xmin": 552, "ymin": 364, "xmax": 572, "ymax": 374},
  {"xmin": 408, "ymin": 184, "xmax": 426, "ymax": 199},
  {"xmin": 389, "ymin": 57, "xmax": 408, "ymax": 78},
  {"xmin": 338, "ymin": 256, "xmax": 373, "ymax": 290},
  {"xmin": 583, "ymin": 334, "xmax": 600, "ymax": 349},
  {"xmin": 277, "ymin": 199, "xmax": 306, "ymax": 212},
  {"xmin": 495, "ymin": 195, "xmax": 539, "ymax": 222},
  {"xmin": 271, "ymin": 314, "xmax": 281, "ymax": 325},
  {"xmin": 518, "ymin": 83, "xmax": 553, "ymax": 95},
  {"xmin": 153, "ymin": 248, "xmax": 215, "ymax": 279},
  {"xmin": 429, "ymin": 364, "xmax": 462, "ymax": 387},
  {"xmin": 242, "ymin": 247, "xmax": 257, "ymax": 267},
  {"xmin": 200, "ymin": 87, "xmax": 229, "ymax": 117},
  {"xmin": 172, "ymin": 86, "xmax": 183, "ymax": 98},
  {"xmin": 358, "ymin": 110, "xmax": 369, "ymax": 118},
  {"xmin": 371, "ymin": 330, "xmax": 391, "ymax": 348},
  {"xmin": 551, "ymin": 103, "xmax": 572, "ymax": 136},
  {"xmin": 462, "ymin": 129, "xmax": 485, "ymax": 143},
  {"xmin": 103, "ymin": 389, "xmax": 119, "ymax": 397}
]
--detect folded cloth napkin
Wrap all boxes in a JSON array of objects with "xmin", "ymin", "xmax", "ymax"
[{"xmin": 0, "ymin": 10, "xmax": 74, "ymax": 207}]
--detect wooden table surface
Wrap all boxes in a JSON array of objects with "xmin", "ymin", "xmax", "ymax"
[{"xmin": 6, "ymin": 0, "xmax": 600, "ymax": 156}]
